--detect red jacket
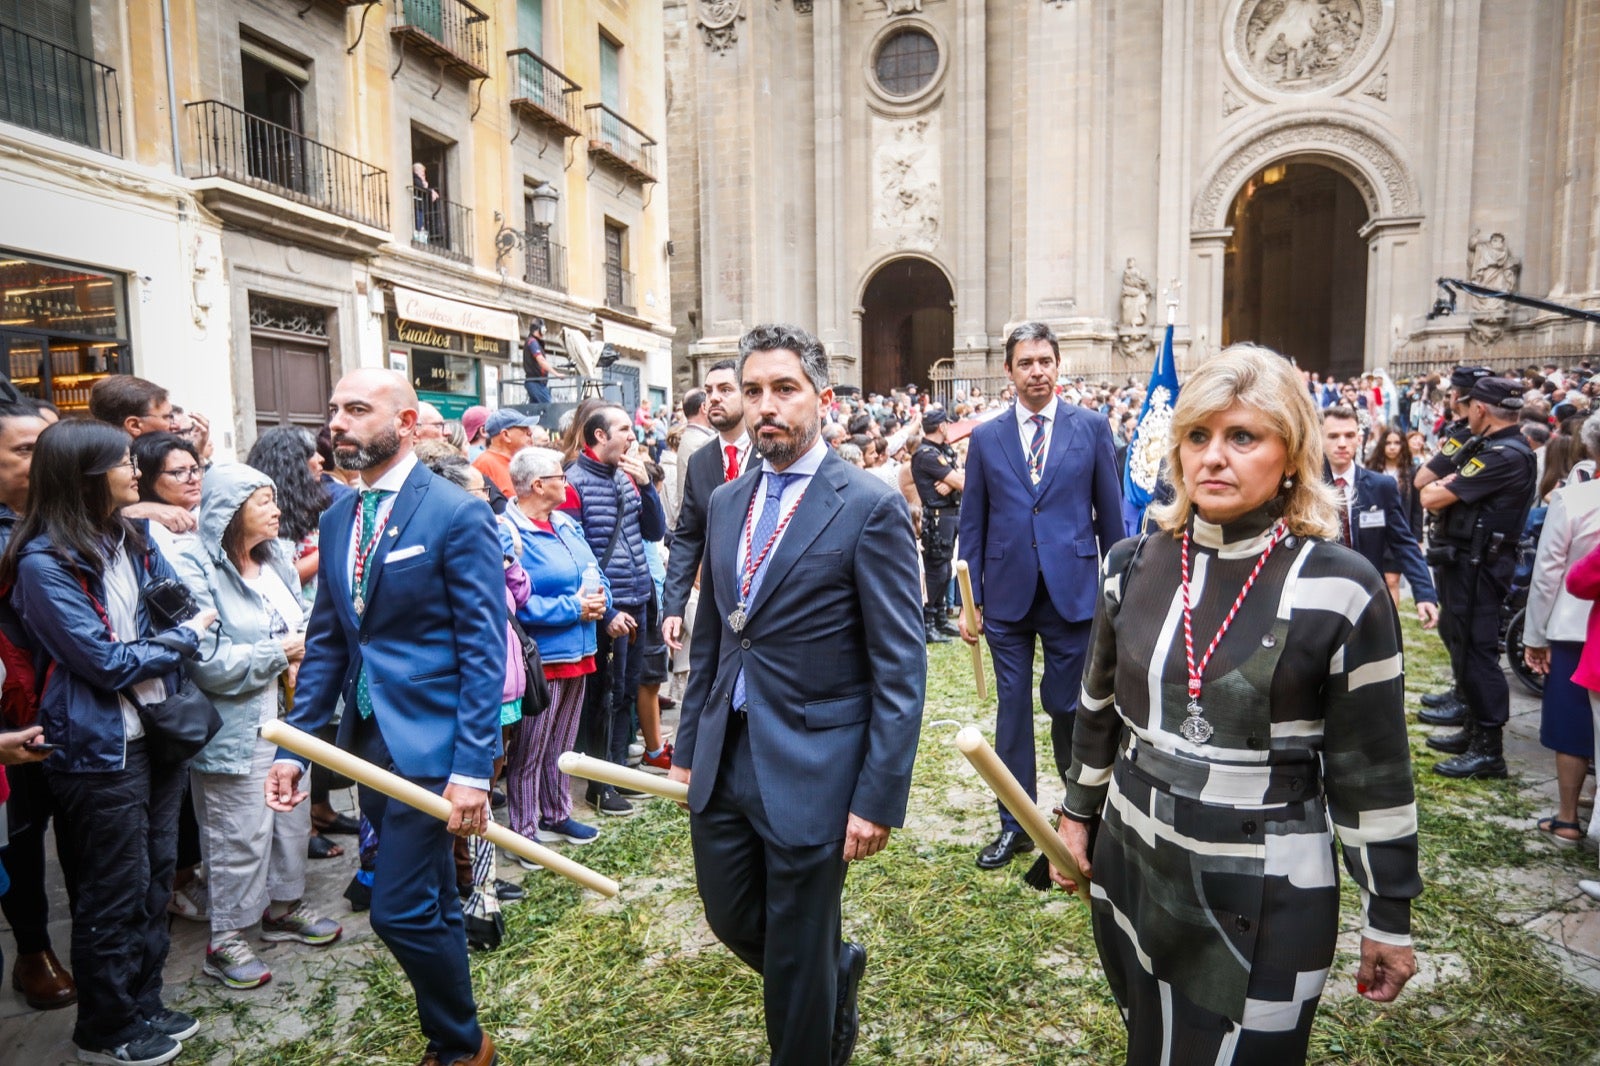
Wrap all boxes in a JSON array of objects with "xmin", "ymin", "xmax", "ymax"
[{"xmin": 1565, "ymin": 540, "xmax": 1600, "ymax": 691}]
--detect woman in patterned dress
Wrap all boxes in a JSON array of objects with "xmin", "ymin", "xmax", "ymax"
[{"xmin": 1052, "ymin": 345, "xmax": 1422, "ymax": 1065}]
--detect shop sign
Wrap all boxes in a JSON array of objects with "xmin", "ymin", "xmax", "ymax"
[{"xmin": 392, "ymin": 285, "xmax": 518, "ymax": 343}]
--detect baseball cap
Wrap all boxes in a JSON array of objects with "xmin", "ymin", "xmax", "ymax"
[
  {"xmin": 485, "ymin": 409, "xmax": 540, "ymax": 438},
  {"xmin": 461, "ymin": 405, "xmax": 489, "ymax": 442},
  {"xmin": 1465, "ymin": 376, "xmax": 1525, "ymax": 409}
]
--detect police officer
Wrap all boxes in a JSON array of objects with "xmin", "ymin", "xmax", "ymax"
[
  {"xmin": 1413, "ymin": 364, "xmax": 1492, "ymax": 726},
  {"xmin": 1419, "ymin": 376, "xmax": 1538, "ymax": 779},
  {"xmin": 912, "ymin": 409, "xmax": 964, "ymax": 644}
]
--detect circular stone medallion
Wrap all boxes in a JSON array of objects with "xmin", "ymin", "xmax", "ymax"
[{"xmin": 1236, "ymin": 0, "xmax": 1382, "ymax": 94}]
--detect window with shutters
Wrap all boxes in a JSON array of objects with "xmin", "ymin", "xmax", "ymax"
[{"xmin": 0, "ymin": 0, "xmax": 122, "ymax": 155}]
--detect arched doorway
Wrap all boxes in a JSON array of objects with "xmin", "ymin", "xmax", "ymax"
[
  {"xmin": 1222, "ymin": 162, "xmax": 1369, "ymax": 378},
  {"xmin": 860, "ymin": 257, "xmax": 953, "ymax": 396}
]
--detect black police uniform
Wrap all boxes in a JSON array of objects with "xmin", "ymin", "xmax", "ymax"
[
  {"xmin": 1428, "ymin": 420, "xmax": 1536, "ymax": 776},
  {"xmin": 912, "ymin": 439, "xmax": 961, "ymax": 639},
  {"xmin": 1422, "ymin": 415, "xmax": 1477, "ymax": 701}
]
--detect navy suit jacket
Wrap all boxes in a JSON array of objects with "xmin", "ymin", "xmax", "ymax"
[
  {"xmin": 957, "ymin": 402, "xmax": 1125, "ymax": 624},
  {"xmin": 1328, "ymin": 464, "xmax": 1438, "ymax": 604},
  {"xmin": 662, "ymin": 432, "xmax": 737, "ymax": 620},
  {"xmin": 674, "ymin": 450, "xmax": 926, "ymax": 847},
  {"xmin": 281, "ymin": 459, "xmax": 506, "ymax": 782}
]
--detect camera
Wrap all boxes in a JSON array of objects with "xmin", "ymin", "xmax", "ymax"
[{"xmin": 143, "ymin": 578, "xmax": 201, "ymax": 630}]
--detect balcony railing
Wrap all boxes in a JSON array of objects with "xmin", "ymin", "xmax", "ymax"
[
  {"xmin": 508, "ymin": 49, "xmax": 581, "ymax": 138},
  {"xmin": 524, "ymin": 232, "xmax": 567, "ymax": 293},
  {"xmin": 584, "ymin": 103, "xmax": 656, "ymax": 185},
  {"xmin": 604, "ymin": 263, "xmax": 635, "ymax": 315},
  {"xmin": 0, "ymin": 23, "xmax": 122, "ymax": 156},
  {"xmin": 391, "ymin": 0, "xmax": 489, "ymax": 80},
  {"xmin": 187, "ymin": 100, "xmax": 389, "ymax": 229},
  {"xmin": 410, "ymin": 185, "xmax": 472, "ymax": 262}
]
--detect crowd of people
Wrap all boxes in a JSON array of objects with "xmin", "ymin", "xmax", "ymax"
[{"xmin": 0, "ymin": 334, "xmax": 1598, "ymax": 1066}]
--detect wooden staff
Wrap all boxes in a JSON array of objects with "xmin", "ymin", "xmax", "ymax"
[
  {"xmin": 955, "ymin": 560, "xmax": 988, "ymax": 701},
  {"xmin": 557, "ymin": 752, "xmax": 689, "ymax": 804},
  {"xmin": 954, "ymin": 726, "xmax": 1090, "ymax": 902},
  {"xmin": 262, "ymin": 720, "xmax": 619, "ymax": 898}
]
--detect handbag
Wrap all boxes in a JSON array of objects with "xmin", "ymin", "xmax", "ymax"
[
  {"xmin": 125, "ymin": 633, "xmax": 223, "ymax": 765},
  {"xmin": 507, "ymin": 612, "xmax": 551, "ymax": 718}
]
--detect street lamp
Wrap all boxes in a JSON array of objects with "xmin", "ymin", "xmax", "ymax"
[{"xmin": 528, "ymin": 182, "xmax": 559, "ymax": 232}]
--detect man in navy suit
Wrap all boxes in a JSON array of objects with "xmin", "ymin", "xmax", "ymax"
[
  {"xmin": 669, "ymin": 325, "xmax": 925, "ymax": 1066},
  {"xmin": 266, "ymin": 369, "xmax": 504, "ymax": 1066},
  {"xmin": 957, "ymin": 322, "xmax": 1124, "ymax": 871},
  {"xmin": 1322, "ymin": 406, "xmax": 1440, "ymax": 628}
]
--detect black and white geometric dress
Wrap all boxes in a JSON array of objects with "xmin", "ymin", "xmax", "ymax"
[{"xmin": 1062, "ymin": 507, "xmax": 1422, "ymax": 1066}]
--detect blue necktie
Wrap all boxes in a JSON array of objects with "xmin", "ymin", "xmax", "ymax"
[
  {"xmin": 1027, "ymin": 415, "xmax": 1048, "ymax": 483},
  {"xmin": 731, "ymin": 472, "xmax": 797, "ymax": 710}
]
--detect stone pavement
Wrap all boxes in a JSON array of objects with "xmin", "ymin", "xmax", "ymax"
[{"xmin": 3, "ymin": 684, "xmax": 1599, "ymax": 1064}]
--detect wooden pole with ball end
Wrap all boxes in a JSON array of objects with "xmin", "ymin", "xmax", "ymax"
[
  {"xmin": 558, "ymin": 751, "xmax": 689, "ymax": 804},
  {"xmin": 955, "ymin": 560, "xmax": 988, "ymax": 701},
  {"xmin": 954, "ymin": 726, "xmax": 1091, "ymax": 903},
  {"xmin": 262, "ymin": 720, "xmax": 619, "ymax": 898}
]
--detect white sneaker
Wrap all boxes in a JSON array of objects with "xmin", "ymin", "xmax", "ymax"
[
  {"xmin": 166, "ymin": 879, "xmax": 208, "ymax": 922},
  {"xmin": 1579, "ymin": 879, "xmax": 1600, "ymax": 902},
  {"xmin": 627, "ymin": 741, "xmax": 645, "ymax": 766}
]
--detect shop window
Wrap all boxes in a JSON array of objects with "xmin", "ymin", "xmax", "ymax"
[{"xmin": 0, "ymin": 250, "xmax": 129, "ymax": 413}]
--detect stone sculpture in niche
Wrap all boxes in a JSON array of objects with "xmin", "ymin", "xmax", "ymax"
[
  {"xmin": 1466, "ymin": 229, "xmax": 1522, "ymax": 346},
  {"xmin": 1119, "ymin": 258, "xmax": 1154, "ymax": 331},
  {"xmin": 1239, "ymin": 0, "xmax": 1377, "ymax": 92},
  {"xmin": 872, "ymin": 116, "xmax": 940, "ymax": 250}
]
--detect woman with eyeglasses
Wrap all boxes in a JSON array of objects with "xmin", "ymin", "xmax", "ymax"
[
  {"xmin": 0, "ymin": 420, "xmax": 217, "ymax": 1066},
  {"xmin": 166, "ymin": 464, "xmax": 341, "ymax": 990}
]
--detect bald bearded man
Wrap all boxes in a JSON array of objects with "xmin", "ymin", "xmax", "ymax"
[{"xmin": 266, "ymin": 369, "xmax": 505, "ymax": 1066}]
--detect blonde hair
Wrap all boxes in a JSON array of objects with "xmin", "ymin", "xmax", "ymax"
[{"xmin": 1150, "ymin": 344, "xmax": 1340, "ymax": 540}]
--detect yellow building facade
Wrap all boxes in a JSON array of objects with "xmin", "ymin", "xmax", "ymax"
[{"xmin": 1, "ymin": 0, "xmax": 671, "ymax": 451}]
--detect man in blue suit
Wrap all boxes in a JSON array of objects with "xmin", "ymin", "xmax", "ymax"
[
  {"xmin": 1321, "ymin": 406, "xmax": 1440, "ymax": 628},
  {"xmin": 266, "ymin": 369, "xmax": 504, "ymax": 1066},
  {"xmin": 957, "ymin": 322, "xmax": 1124, "ymax": 871},
  {"xmin": 669, "ymin": 325, "xmax": 925, "ymax": 1066}
]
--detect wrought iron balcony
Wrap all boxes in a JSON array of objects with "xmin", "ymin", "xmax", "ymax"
[
  {"xmin": 604, "ymin": 263, "xmax": 635, "ymax": 315},
  {"xmin": 391, "ymin": 0, "xmax": 489, "ymax": 81},
  {"xmin": 508, "ymin": 49, "xmax": 581, "ymax": 139},
  {"xmin": 410, "ymin": 185, "xmax": 473, "ymax": 263},
  {"xmin": 584, "ymin": 104, "xmax": 656, "ymax": 185},
  {"xmin": 524, "ymin": 232, "xmax": 568, "ymax": 293},
  {"xmin": 186, "ymin": 101, "xmax": 389, "ymax": 230},
  {"xmin": 0, "ymin": 23, "xmax": 122, "ymax": 155}
]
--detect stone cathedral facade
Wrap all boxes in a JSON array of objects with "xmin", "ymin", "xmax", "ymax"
[{"xmin": 664, "ymin": 0, "xmax": 1599, "ymax": 395}]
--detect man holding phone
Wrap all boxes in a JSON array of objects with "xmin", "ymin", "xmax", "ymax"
[{"xmin": 561, "ymin": 405, "xmax": 666, "ymax": 816}]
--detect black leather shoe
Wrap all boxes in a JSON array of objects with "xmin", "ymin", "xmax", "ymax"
[
  {"xmin": 493, "ymin": 879, "xmax": 524, "ymax": 903},
  {"xmin": 1421, "ymin": 687, "xmax": 1460, "ymax": 708},
  {"xmin": 1435, "ymin": 727, "xmax": 1508, "ymax": 779},
  {"xmin": 1426, "ymin": 728, "xmax": 1473, "ymax": 754},
  {"xmin": 936, "ymin": 617, "xmax": 961, "ymax": 637},
  {"xmin": 832, "ymin": 941, "xmax": 866, "ymax": 1066},
  {"xmin": 1418, "ymin": 701, "xmax": 1467, "ymax": 726},
  {"xmin": 925, "ymin": 627, "xmax": 953, "ymax": 644},
  {"xmin": 976, "ymin": 829, "xmax": 1035, "ymax": 870}
]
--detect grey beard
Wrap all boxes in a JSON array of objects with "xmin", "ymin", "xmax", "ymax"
[
  {"xmin": 333, "ymin": 426, "xmax": 402, "ymax": 471},
  {"xmin": 753, "ymin": 419, "xmax": 818, "ymax": 467}
]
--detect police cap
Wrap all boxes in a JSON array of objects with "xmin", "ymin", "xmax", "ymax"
[
  {"xmin": 1465, "ymin": 376, "xmax": 1524, "ymax": 409},
  {"xmin": 1450, "ymin": 365, "xmax": 1493, "ymax": 391},
  {"xmin": 922, "ymin": 408, "xmax": 951, "ymax": 434}
]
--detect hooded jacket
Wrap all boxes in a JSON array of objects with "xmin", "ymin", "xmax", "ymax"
[
  {"xmin": 167, "ymin": 464, "xmax": 305, "ymax": 775},
  {"xmin": 11, "ymin": 528, "xmax": 199, "ymax": 773}
]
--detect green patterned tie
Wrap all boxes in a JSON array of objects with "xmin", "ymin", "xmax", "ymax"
[{"xmin": 354, "ymin": 489, "xmax": 389, "ymax": 720}]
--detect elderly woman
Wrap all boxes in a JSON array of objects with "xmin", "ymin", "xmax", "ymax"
[
  {"xmin": 500, "ymin": 446, "xmax": 610, "ymax": 849},
  {"xmin": 1523, "ymin": 416, "xmax": 1600, "ymax": 846},
  {"xmin": 1053, "ymin": 345, "xmax": 1421, "ymax": 1065},
  {"xmin": 170, "ymin": 464, "xmax": 341, "ymax": 990}
]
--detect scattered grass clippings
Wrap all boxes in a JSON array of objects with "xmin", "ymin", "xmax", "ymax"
[{"xmin": 188, "ymin": 616, "xmax": 1600, "ymax": 1064}]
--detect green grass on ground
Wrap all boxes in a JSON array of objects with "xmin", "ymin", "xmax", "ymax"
[{"xmin": 186, "ymin": 617, "xmax": 1600, "ymax": 1064}]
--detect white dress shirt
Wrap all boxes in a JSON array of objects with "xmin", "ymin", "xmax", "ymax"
[
  {"xmin": 345, "ymin": 451, "xmax": 419, "ymax": 579},
  {"xmin": 1014, "ymin": 396, "xmax": 1060, "ymax": 481},
  {"xmin": 738, "ymin": 435, "xmax": 828, "ymax": 581}
]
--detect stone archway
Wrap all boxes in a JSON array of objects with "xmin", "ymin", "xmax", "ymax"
[{"xmin": 858, "ymin": 255, "xmax": 955, "ymax": 396}]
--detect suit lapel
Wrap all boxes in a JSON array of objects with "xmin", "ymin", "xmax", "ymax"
[
  {"xmin": 715, "ymin": 468, "xmax": 762, "ymax": 618},
  {"xmin": 999, "ymin": 405, "xmax": 1031, "ymax": 490},
  {"xmin": 317, "ymin": 491, "xmax": 360, "ymax": 629},
  {"xmin": 1033, "ymin": 403, "xmax": 1081, "ymax": 498},
  {"xmin": 742, "ymin": 455, "xmax": 846, "ymax": 622},
  {"xmin": 360, "ymin": 461, "xmax": 433, "ymax": 611}
]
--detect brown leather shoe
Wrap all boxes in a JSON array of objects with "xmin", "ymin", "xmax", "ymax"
[
  {"xmin": 444, "ymin": 1033, "xmax": 496, "ymax": 1066},
  {"xmin": 12, "ymin": 949, "xmax": 77, "ymax": 1010}
]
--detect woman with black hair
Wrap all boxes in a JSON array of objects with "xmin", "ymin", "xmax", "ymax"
[
  {"xmin": 0, "ymin": 419, "xmax": 216, "ymax": 1066},
  {"xmin": 130, "ymin": 432, "xmax": 203, "ymax": 566}
]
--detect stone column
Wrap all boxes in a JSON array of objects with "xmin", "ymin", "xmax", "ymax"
[
  {"xmin": 951, "ymin": 0, "xmax": 987, "ymax": 353},
  {"xmin": 1361, "ymin": 215, "xmax": 1425, "ymax": 370},
  {"xmin": 812, "ymin": 0, "xmax": 849, "ymax": 361},
  {"xmin": 1188, "ymin": 228, "xmax": 1231, "ymax": 364}
]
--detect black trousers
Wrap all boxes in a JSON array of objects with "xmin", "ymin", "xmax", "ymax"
[
  {"xmin": 581, "ymin": 601, "xmax": 645, "ymax": 771},
  {"xmin": 1435, "ymin": 554, "xmax": 1514, "ymax": 728},
  {"xmin": 689, "ymin": 712, "xmax": 847, "ymax": 1066},
  {"xmin": 1, "ymin": 761, "xmax": 78, "ymax": 957},
  {"xmin": 46, "ymin": 740, "xmax": 186, "ymax": 1049},
  {"xmin": 921, "ymin": 508, "xmax": 958, "ymax": 616}
]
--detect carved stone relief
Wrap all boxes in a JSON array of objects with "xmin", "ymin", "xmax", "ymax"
[
  {"xmin": 1237, "ymin": 0, "xmax": 1382, "ymax": 93},
  {"xmin": 696, "ymin": 0, "xmax": 744, "ymax": 53},
  {"xmin": 1362, "ymin": 70, "xmax": 1389, "ymax": 101},
  {"xmin": 1466, "ymin": 229, "xmax": 1522, "ymax": 345},
  {"xmin": 871, "ymin": 114, "xmax": 941, "ymax": 251},
  {"xmin": 883, "ymin": 0, "xmax": 922, "ymax": 13},
  {"xmin": 1221, "ymin": 86, "xmax": 1247, "ymax": 117}
]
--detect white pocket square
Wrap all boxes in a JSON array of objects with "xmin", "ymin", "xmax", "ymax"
[{"xmin": 387, "ymin": 545, "xmax": 426, "ymax": 563}]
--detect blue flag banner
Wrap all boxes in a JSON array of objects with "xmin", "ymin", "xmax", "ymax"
[{"xmin": 1121, "ymin": 324, "xmax": 1180, "ymax": 535}]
